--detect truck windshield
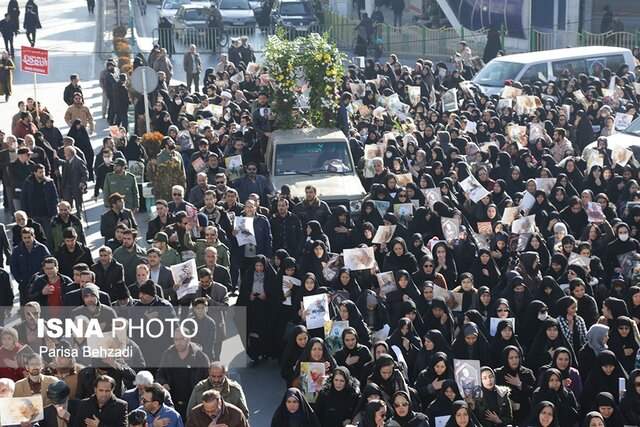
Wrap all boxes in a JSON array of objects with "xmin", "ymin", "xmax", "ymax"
[
  {"xmin": 473, "ymin": 61, "xmax": 524, "ymax": 87},
  {"xmin": 274, "ymin": 141, "xmax": 354, "ymax": 176},
  {"xmin": 623, "ymin": 117, "xmax": 640, "ymax": 136}
]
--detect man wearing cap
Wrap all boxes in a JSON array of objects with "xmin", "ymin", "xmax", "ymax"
[
  {"xmin": 72, "ymin": 283, "xmax": 117, "ymax": 330},
  {"xmin": 55, "ymin": 227, "xmax": 93, "ymax": 278},
  {"xmin": 42, "ymin": 380, "xmax": 80, "ymax": 427},
  {"xmin": 100, "ymin": 192, "xmax": 137, "ymax": 243},
  {"xmin": 8, "ymin": 145, "xmax": 36, "ymax": 210},
  {"xmin": 122, "ymin": 371, "xmax": 174, "ymax": 411},
  {"xmin": 14, "ymin": 354, "xmax": 59, "ymax": 406},
  {"xmin": 103, "ymin": 158, "xmax": 139, "ymax": 212}
]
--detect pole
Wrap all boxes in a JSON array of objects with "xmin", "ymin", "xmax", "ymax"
[
  {"xmin": 32, "ymin": 72, "xmax": 39, "ymax": 123},
  {"xmin": 141, "ymin": 70, "xmax": 150, "ymax": 134},
  {"xmin": 553, "ymin": 0, "xmax": 559, "ymax": 49}
]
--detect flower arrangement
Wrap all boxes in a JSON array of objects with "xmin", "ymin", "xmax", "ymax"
[
  {"xmin": 264, "ymin": 29, "xmax": 345, "ymax": 129},
  {"xmin": 141, "ymin": 131, "xmax": 164, "ymax": 159},
  {"xmin": 113, "ymin": 26, "xmax": 132, "ymax": 75}
]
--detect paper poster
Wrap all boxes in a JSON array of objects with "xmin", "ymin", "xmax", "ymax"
[
  {"xmin": 376, "ymin": 271, "xmax": 397, "ymax": 297},
  {"xmin": 560, "ymin": 104, "xmax": 572, "ymax": 119},
  {"xmin": 573, "ymin": 89, "xmax": 589, "ymax": 109},
  {"xmin": 0, "ymin": 395, "xmax": 44, "ymax": 425},
  {"xmin": 614, "ymin": 113, "xmax": 634, "ymax": 131},
  {"xmin": 395, "ymin": 173, "xmax": 413, "ymax": 187},
  {"xmin": 506, "ymin": 124, "xmax": 528, "ymax": 148},
  {"xmin": 472, "ymin": 231, "xmax": 491, "ymax": 251},
  {"xmin": 515, "ymin": 95, "xmax": 540, "ymax": 115},
  {"xmin": 184, "ymin": 102, "xmax": 199, "ymax": 116},
  {"xmin": 460, "ymin": 175, "xmax": 490, "ymax": 203},
  {"xmin": 497, "ymin": 98, "xmax": 513, "ymax": 111},
  {"xmin": 372, "ymin": 225, "xmax": 396, "ymax": 244},
  {"xmin": 234, "ymin": 216, "xmax": 256, "ymax": 246},
  {"xmin": 230, "ymin": 71, "xmax": 245, "ymax": 84},
  {"xmin": 128, "ymin": 160, "xmax": 145, "ymax": 184},
  {"xmin": 435, "ymin": 416, "xmax": 451, "ymax": 427},
  {"xmin": 206, "ymin": 104, "xmax": 223, "ymax": 119},
  {"xmin": 225, "ymin": 154, "xmax": 244, "ymax": 181},
  {"xmin": 364, "ymin": 144, "xmax": 382, "ymax": 160},
  {"xmin": 393, "ymin": 203, "xmax": 414, "ymax": 224},
  {"xmin": 323, "ymin": 255, "xmax": 340, "ymax": 282},
  {"xmin": 501, "ymin": 86, "xmax": 522, "ymax": 98},
  {"xmin": 170, "ymin": 259, "xmax": 198, "ymax": 300},
  {"xmin": 454, "ymin": 359, "xmax": 482, "ymax": 400},
  {"xmin": 442, "ymin": 88, "xmax": 458, "ymax": 112},
  {"xmin": 489, "ymin": 317, "xmax": 515, "ymax": 336},
  {"xmin": 613, "ymin": 147, "xmax": 633, "ymax": 167},
  {"xmin": 372, "ymin": 106, "xmax": 386, "ymax": 120},
  {"xmin": 363, "ymin": 159, "xmax": 376, "ymax": 178},
  {"xmin": 422, "ymin": 188, "xmax": 442, "ymax": 208},
  {"xmin": 432, "ymin": 285, "xmax": 463, "ymax": 311},
  {"xmin": 586, "ymin": 150, "xmax": 605, "ymax": 170},
  {"xmin": 191, "ymin": 157, "xmax": 207, "ymax": 174},
  {"xmin": 441, "ymin": 216, "xmax": 461, "ymax": 242},
  {"xmin": 535, "ymin": 178, "xmax": 556, "ymax": 195},
  {"xmin": 617, "ymin": 251, "xmax": 640, "ymax": 280},
  {"xmin": 349, "ymin": 82, "xmax": 366, "ymax": 98},
  {"xmin": 343, "ymin": 247, "xmax": 376, "ymax": 271},
  {"xmin": 303, "ymin": 294, "xmax": 330, "ymax": 329},
  {"xmin": 529, "ymin": 122, "xmax": 545, "ymax": 142},
  {"xmin": 464, "ymin": 121, "xmax": 477, "ymax": 134},
  {"xmin": 512, "ymin": 215, "xmax": 536, "ymax": 234},
  {"xmin": 568, "ymin": 253, "xmax": 591, "ymax": 269},
  {"xmin": 324, "ymin": 320, "xmax": 349, "ymax": 354},
  {"xmin": 501, "ymin": 207, "xmax": 519, "ymax": 225},
  {"xmin": 408, "ymin": 85, "xmax": 421, "ymax": 106},
  {"xmin": 282, "ymin": 275, "xmax": 301, "ymax": 306},
  {"xmin": 519, "ymin": 191, "xmax": 535, "ymax": 214},
  {"xmin": 372, "ymin": 200, "xmax": 390, "ymax": 218},
  {"xmin": 300, "ymin": 361, "xmax": 325, "ymax": 402},
  {"xmin": 586, "ymin": 201, "xmax": 605, "ymax": 224},
  {"xmin": 246, "ymin": 62, "xmax": 260, "ymax": 74}
]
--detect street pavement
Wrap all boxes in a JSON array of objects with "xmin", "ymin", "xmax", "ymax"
[{"xmin": 0, "ymin": 0, "xmax": 284, "ymax": 424}]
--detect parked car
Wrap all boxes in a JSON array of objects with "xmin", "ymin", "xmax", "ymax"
[
  {"xmin": 271, "ymin": 0, "xmax": 318, "ymax": 34},
  {"xmin": 473, "ymin": 46, "xmax": 635, "ymax": 97},
  {"xmin": 158, "ymin": 0, "xmax": 190, "ymax": 21},
  {"xmin": 582, "ymin": 116, "xmax": 640, "ymax": 163},
  {"xmin": 217, "ymin": 0, "xmax": 256, "ymax": 29},
  {"xmin": 173, "ymin": 4, "xmax": 211, "ymax": 40}
]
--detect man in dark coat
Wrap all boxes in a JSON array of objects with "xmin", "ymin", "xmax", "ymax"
[
  {"xmin": 22, "ymin": 0, "xmax": 40, "ymax": 47},
  {"xmin": 41, "ymin": 380, "xmax": 80, "ymax": 427},
  {"xmin": 63, "ymin": 74, "xmax": 82, "ymax": 106},
  {"xmin": 75, "ymin": 374, "xmax": 128, "ymax": 426},
  {"xmin": 0, "ymin": 267, "xmax": 13, "ymax": 321},
  {"xmin": 54, "ymin": 227, "xmax": 93, "ymax": 279},
  {"xmin": 91, "ymin": 246, "xmax": 125, "ymax": 300},
  {"xmin": 0, "ymin": 13, "xmax": 15, "ymax": 56},
  {"xmin": 293, "ymin": 184, "xmax": 332, "ymax": 226},
  {"xmin": 270, "ymin": 197, "xmax": 303, "ymax": 258},
  {"xmin": 27, "ymin": 256, "xmax": 73, "ymax": 306},
  {"xmin": 100, "ymin": 192, "xmax": 137, "ymax": 243},
  {"xmin": 21, "ymin": 164, "xmax": 59, "ymax": 241},
  {"xmin": 111, "ymin": 74, "xmax": 130, "ymax": 129},
  {"xmin": 59, "ymin": 145, "xmax": 88, "ymax": 218},
  {"xmin": 8, "ymin": 147, "xmax": 36, "ymax": 209},
  {"xmin": 10, "ymin": 226, "xmax": 50, "ymax": 304}
]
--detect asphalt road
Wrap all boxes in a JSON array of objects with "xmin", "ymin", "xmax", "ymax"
[{"xmin": 0, "ymin": 0, "xmax": 285, "ymax": 424}]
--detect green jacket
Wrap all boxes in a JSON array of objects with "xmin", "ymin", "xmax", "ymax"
[
  {"xmin": 187, "ymin": 377, "xmax": 248, "ymax": 417},
  {"xmin": 103, "ymin": 171, "xmax": 139, "ymax": 210},
  {"xmin": 194, "ymin": 239, "xmax": 230, "ymax": 268},
  {"xmin": 160, "ymin": 247, "xmax": 182, "ymax": 267},
  {"xmin": 50, "ymin": 214, "xmax": 86, "ymax": 251},
  {"xmin": 113, "ymin": 244, "xmax": 146, "ymax": 284}
]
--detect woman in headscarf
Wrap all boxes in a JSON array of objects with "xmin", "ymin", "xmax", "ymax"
[
  {"xmin": 607, "ymin": 316, "xmax": 639, "ymax": 374},
  {"xmin": 383, "ymin": 237, "xmax": 418, "ymax": 274},
  {"xmin": 414, "ymin": 351, "xmax": 453, "ymax": 409},
  {"xmin": 280, "ymin": 326, "xmax": 309, "ymax": 387},
  {"xmin": 444, "ymin": 400, "xmax": 482, "ymax": 427},
  {"xmin": 452, "ymin": 322, "xmax": 491, "ymax": 366},
  {"xmin": 556, "ymin": 295, "xmax": 588, "ymax": 353},
  {"xmin": 501, "ymin": 276, "xmax": 533, "ymax": 322},
  {"xmin": 237, "ymin": 254, "xmax": 278, "ymax": 361},
  {"xmin": 620, "ymin": 369, "xmax": 640, "ymax": 426},
  {"xmin": 413, "ymin": 329, "xmax": 452, "ymax": 379},
  {"xmin": 334, "ymin": 327, "xmax": 372, "ymax": 382},
  {"xmin": 519, "ymin": 300, "xmax": 549, "ymax": 353},
  {"xmin": 386, "ymin": 317, "xmax": 421, "ymax": 380},
  {"xmin": 389, "ymin": 390, "xmax": 430, "ymax": 427},
  {"xmin": 532, "ymin": 368, "xmax": 580, "ymax": 427},
  {"xmin": 451, "ymin": 273, "xmax": 480, "ymax": 314},
  {"xmin": 303, "ymin": 220, "xmax": 331, "ymax": 254},
  {"xmin": 367, "ymin": 354, "xmax": 411, "ymax": 407},
  {"xmin": 314, "ymin": 366, "xmax": 360, "ymax": 427},
  {"xmin": 594, "ymin": 391, "xmax": 625, "ymax": 427},
  {"xmin": 535, "ymin": 277, "xmax": 566, "ymax": 317},
  {"xmin": 357, "ymin": 289, "xmax": 391, "ymax": 335},
  {"xmin": 432, "ymin": 241, "xmax": 458, "ymax": 290},
  {"xmin": 516, "ymin": 252, "xmax": 543, "ymax": 294},
  {"xmin": 300, "ymin": 240, "xmax": 334, "ymax": 288},
  {"xmin": 292, "ymin": 273, "xmax": 330, "ymax": 338},
  {"xmin": 475, "ymin": 366, "xmax": 513, "ymax": 427},
  {"xmin": 412, "ymin": 255, "xmax": 448, "ymax": 291},
  {"xmin": 426, "ymin": 380, "xmax": 462, "ymax": 426},
  {"xmin": 386, "ymin": 270, "xmax": 422, "ymax": 324},
  {"xmin": 335, "ymin": 300, "xmax": 372, "ymax": 349},
  {"xmin": 528, "ymin": 401, "xmax": 560, "ymax": 427},
  {"xmin": 495, "ymin": 345, "xmax": 536, "ymax": 425},
  {"xmin": 325, "ymin": 205, "xmax": 354, "ymax": 254},
  {"xmin": 359, "ymin": 399, "xmax": 391, "ymax": 427},
  {"xmin": 67, "ymin": 118, "xmax": 94, "ymax": 181},
  {"xmin": 583, "ymin": 411, "xmax": 607, "ymax": 427},
  {"xmin": 490, "ymin": 320, "xmax": 523, "ymax": 368},
  {"xmin": 471, "ymin": 250, "xmax": 501, "ymax": 291},
  {"xmin": 270, "ymin": 387, "xmax": 321, "ymax": 427},
  {"xmin": 577, "ymin": 322, "xmax": 609, "ymax": 374},
  {"xmin": 570, "ymin": 279, "xmax": 599, "ymax": 328},
  {"xmin": 524, "ymin": 234, "xmax": 552, "ymax": 275},
  {"xmin": 581, "ymin": 350, "xmax": 628, "ymax": 414},
  {"xmin": 422, "ymin": 297, "xmax": 455, "ymax": 344},
  {"xmin": 527, "ymin": 318, "xmax": 576, "ymax": 373},
  {"xmin": 540, "ymin": 347, "xmax": 583, "ymax": 400},
  {"xmin": 293, "ymin": 337, "xmax": 337, "ymax": 399},
  {"xmin": 357, "ymin": 200, "xmax": 384, "ymax": 230}
]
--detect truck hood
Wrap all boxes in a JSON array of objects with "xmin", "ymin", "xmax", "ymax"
[
  {"xmin": 583, "ymin": 132, "xmax": 640, "ymax": 159},
  {"xmin": 272, "ymin": 174, "xmax": 366, "ymax": 201}
]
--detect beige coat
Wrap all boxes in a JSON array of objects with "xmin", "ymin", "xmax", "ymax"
[
  {"xmin": 14, "ymin": 374, "xmax": 59, "ymax": 407},
  {"xmin": 64, "ymin": 104, "xmax": 94, "ymax": 133}
]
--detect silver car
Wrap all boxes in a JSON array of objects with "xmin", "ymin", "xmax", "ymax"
[{"xmin": 218, "ymin": 0, "xmax": 256, "ymax": 28}]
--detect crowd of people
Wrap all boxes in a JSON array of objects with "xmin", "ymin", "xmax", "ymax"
[{"xmin": 2, "ymin": 13, "xmax": 640, "ymax": 427}]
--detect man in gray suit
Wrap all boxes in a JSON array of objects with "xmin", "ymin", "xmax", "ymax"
[
  {"xmin": 147, "ymin": 247, "xmax": 175, "ymax": 301},
  {"xmin": 59, "ymin": 145, "xmax": 88, "ymax": 219},
  {"xmin": 183, "ymin": 44, "xmax": 202, "ymax": 93}
]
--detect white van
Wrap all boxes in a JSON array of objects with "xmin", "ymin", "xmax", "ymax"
[{"xmin": 473, "ymin": 46, "xmax": 636, "ymax": 97}]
